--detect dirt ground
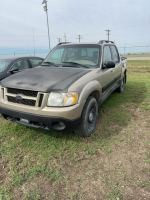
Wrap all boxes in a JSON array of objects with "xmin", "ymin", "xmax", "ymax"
[
  {"xmin": 61, "ymin": 107, "xmax": 150, "ymax": 200},
  {"xmin": 6, "ymin": 104, "xmax": 150, "ymax": 200},
  {"xmin": 0, "ymin": 72, "xmax": 150, "ymax": 200}
]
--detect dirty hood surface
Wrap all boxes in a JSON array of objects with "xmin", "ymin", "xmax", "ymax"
[{"xmin": 1, "ymin": 66, "xmax": 90, "ymax": 92}]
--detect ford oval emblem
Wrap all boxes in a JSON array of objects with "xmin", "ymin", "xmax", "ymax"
[{"xmin": 16, "ymin": 95, "xmax": 23, "ymax": 100}]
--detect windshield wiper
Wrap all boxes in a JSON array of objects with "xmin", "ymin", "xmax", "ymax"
[
  {"xmin": 41, "ymin": 61, "xmax": 58, "ymax": 67},
  {"xmin": 62, "ymin": 62, "xmax": 89, "ymax": 68}
]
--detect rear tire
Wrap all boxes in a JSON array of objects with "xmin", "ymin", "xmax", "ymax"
[
  {"xmin": 116, "ymin": 76, "xmax": 125, "ymax": 93},
  {"xmin": 74, "ymin": 96, "xmax": 98, "ymax": 137}
]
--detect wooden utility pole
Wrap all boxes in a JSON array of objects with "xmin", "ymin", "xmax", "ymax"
[
  {"xmin": 33, "ymin": 28, "xmax": 35, "ymax": 57},
  {"xmin": 64, "ymin": 33, "xmax": 67, "ymax": 42},
  {"xmin": 77, "ymin": 35, "xmax": 82, "ymax": 42},
  {"xmin": 124, "ymin": 44, "xmax": 126, "ymax": 56},
  {"xmin": 42, "ymin": 0, "xmax": 51, "ymax": 50},
  {"xmin": 105, "ymin": 29, "xmax": 111, "ymax": 41},
  {"xmin": 57, "ymin": 38, "xmax": 61, "ymax": 43}
]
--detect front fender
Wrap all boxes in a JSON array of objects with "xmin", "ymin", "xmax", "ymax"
[{"xmin": 78, "ymin": 80, "xmax": 102, "ymax": 103}]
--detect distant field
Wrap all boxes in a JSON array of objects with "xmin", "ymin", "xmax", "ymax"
[
  {"xmin": 127, "ymin": 57, "xmax": 150, "ymax": 60},
  {"xmin": 127, "ymin": 60, "xmax": 150, "ymax": 71},
  {"xmin": 125, "ymin": 53, "xmax": 150, "ymax": 60},
  {"xmin": 0, "ymin": 63, "xmax": 150, "ymax": 199},
  {"xmin": 127, "ymin": 53, "xmax": 150, "ymax": 57}
]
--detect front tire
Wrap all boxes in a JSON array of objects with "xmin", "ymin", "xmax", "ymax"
[{"xmin": 74, "ymin": 96, "xmax": 98, "ymax": 137}]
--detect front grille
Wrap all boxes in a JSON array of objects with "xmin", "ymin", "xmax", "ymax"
[
  {"xmin": 8, "ymin": 96, "xmax": 36, "ymax": 107},
  {"xmin": 7, "ymin": 88, "xmax": 38, "ymax": 97},
  {"xmin": 38, "ymin": 94, "xmax": 44, "ymax": 107}
]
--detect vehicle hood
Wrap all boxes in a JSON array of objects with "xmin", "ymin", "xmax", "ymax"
[
  {"xmin": 0, "ymin": 72, "xmax": 6, "ymax": 81},
  {"xmin": 1, "ymin": 66, "xmax": 91, "ymax": 92}
]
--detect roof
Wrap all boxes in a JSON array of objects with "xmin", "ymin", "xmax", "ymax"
[
  {"xmin": 57, "ymin": 40, "xmax": 115, "ymax": 46},
  {"xmin": 0, "ymin": 56, "xmax": 43, "ymax": 61},
  {"xmin": 58, "ymin": 42, "xmax": 101, "ymax": 46}
]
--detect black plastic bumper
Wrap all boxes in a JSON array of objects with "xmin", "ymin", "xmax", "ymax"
[{"xmin": 0, "ymin": 106, "xmax": 81, "ymax": 131}]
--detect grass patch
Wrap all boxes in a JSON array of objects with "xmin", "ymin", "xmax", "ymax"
[
  {"xmin": 0, "ymin": 187, "xmax": 12, "ymax": 200},
  {"xmin": 105, "ymin": 185, "xmax": 123, "ymax": 200},
  {"xmin": 25, "ymin": 191, "xmax": 41, "ymax": 200},
  {"xmin": 138, "ymin": 180, "xmax": 150, "ymax": 191},
  {"xmin": 128, "ymin": 60, "xmax": 150, "ymax": 71},
  {"xmin": 0, "ymin": 69, "xmax": 150, "ymax": 199}
]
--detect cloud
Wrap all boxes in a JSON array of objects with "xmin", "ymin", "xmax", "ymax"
[{"xmin": 0, "ymin": 0, "xmax": 150, "ymax": 49}]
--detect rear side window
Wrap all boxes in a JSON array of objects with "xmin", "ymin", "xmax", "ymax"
[
  {"xmin": 103, "ymin": 46, "xmax": 112, "ymax": 63},
  {"xmin": 12, "ymin": 59, "xmax": 30, "ymax": 70},
  {"xmin": 110, "ymin": 46, "xmax": 119, "ymax": 63},
  {"xmin": 29, "ymin": 58, "xmax": 43, "ymax": 67},
  {"xmin": 0, "ymin": 60, "xmax": 11, "ymax": 73}
]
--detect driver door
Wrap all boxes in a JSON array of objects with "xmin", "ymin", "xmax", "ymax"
[
  {"xmin": 99, "ymin": 45, "xmax": 115, "ymax": 95},
  {"xmin": 110, "ymin": 45, "xmax": 122, "ymax": 84}
]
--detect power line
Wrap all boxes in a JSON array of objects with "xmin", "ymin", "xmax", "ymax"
[
  {"xmin": 77, "ymin": 22, "xmax": 150, "ymax": 38},
  {"xmin": 0, "ymin": 51, "xmax": 49, "ymax": 56},
  {"xmin": 0, "ymin": 34, "xmax": 58, "ymax": 38},
  {"xmin": 118, "ymin": 45, "xmax": 150, "ymax": 48},
  {"xmin": 1, "ymin": 21, "xmax": 150, "ymax": 40},
  {"xmin": 1, "ymin": 31, "xmax": 149, "ymax": 38},
  {"xmin": 1, "ymin": 21, "xmax": 149, "ymax": 42},
  {"xmin": 111, "ymin": 22, "xmax": 150, "ymax": 32},
  {"xmin": 81, "ymin": 31, "xmax": 105, "ymax": 36},
  {"xmin": 111, "ymin": 33, "xmax": 150, "ymax": 36},
  {"xmin": 0, "ymin": 39, "xmax": 50, "ymax": 41}
]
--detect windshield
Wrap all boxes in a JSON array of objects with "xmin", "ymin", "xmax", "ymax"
[
  {"xmin": 0, "ymin": 60, "xmax": 11, "ymax": 73},
  {"xmin": 43, "ymin": 44, "xmax": 101, "ymax": 68}
]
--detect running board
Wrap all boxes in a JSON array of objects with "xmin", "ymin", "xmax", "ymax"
[{"xmin": 98, "ymin": 81, "xmax": 120, "ymax": 106}]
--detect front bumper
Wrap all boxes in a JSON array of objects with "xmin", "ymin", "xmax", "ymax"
[{"xmin": 0, "ymin": 106, "xmax": 81, "ymax": 131}]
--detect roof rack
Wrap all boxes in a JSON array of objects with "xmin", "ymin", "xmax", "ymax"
[
  {"xmin": 99, "ymin": 40, "xmax": 114, "ymax": 44},
  {"xmin": 57, "ymin": 42, "xmax": 71, "ymax": 45}
]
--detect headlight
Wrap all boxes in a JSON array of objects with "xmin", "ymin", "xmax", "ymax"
[{"xmin": 47, "ymin": 92, "xmax": 78, "ymax": 107}]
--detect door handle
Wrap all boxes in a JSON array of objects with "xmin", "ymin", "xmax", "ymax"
[{"xmin": 111, "ymin": 69, "xmax": 114, "ymax": 73}]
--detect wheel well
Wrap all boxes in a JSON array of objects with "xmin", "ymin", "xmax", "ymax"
[{"xmin": 89, "ymin": 90, "xmax": 100, "ymax": 102}]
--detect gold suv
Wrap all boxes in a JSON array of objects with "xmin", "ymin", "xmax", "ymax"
[{"xmin": 0, "ymin": 41, "xmax": 127, "ymax": 137}]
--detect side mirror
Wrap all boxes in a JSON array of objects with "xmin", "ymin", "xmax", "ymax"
[
  {"xmin": 121, "ymin": 57, "xmax": 127, "ymax": 61},
  {"xmin": 104, "ymin": 61, "xmax": 115, "ymax": 68},
  {"xmin": 39, "ymin": 61, "xmax": 43, "ymax": 65},
  {"xmin": 9, "ymin": 67, "xmax": 19, "ymax": 73}
]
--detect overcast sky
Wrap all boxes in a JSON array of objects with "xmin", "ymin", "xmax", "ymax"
[{"xmin": 0, "ymin": 0, "xmax": 150, "ymax": 49}]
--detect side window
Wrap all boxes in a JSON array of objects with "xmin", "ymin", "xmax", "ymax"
[
  {"xmin": 12, "ymin": 59, "xmax": 30, "ymax": 70},
  {"xmin": 110, "ymin": 46, "xmax": 119, "ymax": 63},
  {"xmin": 29, "ymin": 58, "xmax": 43, "ymax": 68},
  {"xmin": 103, "ymin": 46, "xmax": 112, "ymax": 63}
]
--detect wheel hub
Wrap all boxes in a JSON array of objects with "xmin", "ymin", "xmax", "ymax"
[{"xmin": 89, "ymin": 112, "xmax": 94, "ymax": 122}]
